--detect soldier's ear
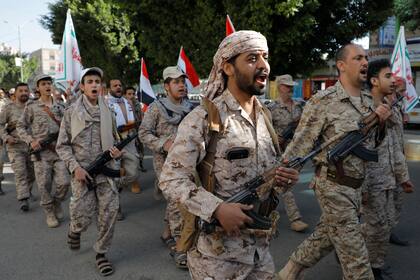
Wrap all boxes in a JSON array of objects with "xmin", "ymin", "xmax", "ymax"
[
  {"xmin": 370, "ymin": 77, "xmax": 379, "ymax": 88},
  {"xmin": 222, "ymin": 61, "xmax": 235, "ymax": 77},
  {"xmin": 336, "ymin": 60, "xmax": 345, "ymax": 74}
]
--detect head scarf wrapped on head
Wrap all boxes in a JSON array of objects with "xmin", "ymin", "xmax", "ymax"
[{"xmin": 204, "ymin": 30, "xmax": 268, "ymax": 100}]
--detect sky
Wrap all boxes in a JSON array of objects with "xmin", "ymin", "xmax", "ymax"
[
  {"xmin": 0, "ymin": 0, "xmax": 370, "ymax": 55},
  {"xmin": 0, "ymin": 0, "xmax": 57, "ymax": 53}
]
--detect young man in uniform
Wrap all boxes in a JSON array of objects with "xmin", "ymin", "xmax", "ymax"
[
  {"xmin": 17, "ymin": 74, "xmax": 70, "ymax": 228},
  {"xmin": 159, "ymin": 31, "xmax": 300, "ymax": 279},
  {"xmin": 268, "ymin": 74, "xmax": 308, "ymax": 232},
  {"xmin": 139, "ymin": 66, "xmax": 192, "ymax": 266},
  {"xmin": 56, "ymin": 67, "xmax": 122, "ymax": 277},
  {"xmin": 361, "ymin": 59, "xmax": 414, "ymax": 280},
  {"xmin": 276, "ymin": 44, "xmax": 392, "ymax": 280},
  {"xmin": 0, "ymin": 83, "xmax": 35, "ymax": 210}
]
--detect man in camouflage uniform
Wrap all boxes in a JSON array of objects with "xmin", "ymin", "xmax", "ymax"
[
  {"xmin": 0, "ymin": 83, "xmax": 35, "ymax": 211},
  {"xmin": 56, "ymin": 67, "xmax": 122, "ymax": 276},
  {"xmin": 276, "ymin": 44, "xmax": 392, "ymax": 280},
  {"xmin": 268, "ymin": 74, "xmax": 308, "ymax": 232},
  {"xmin": 361, "ymin": 59, "xmax": 414, "ymax": 279},
  {"xmin": 388, "ymin": 77, "xmax": 413, "ymax": 246},
  {"xmin": 0, "ymin": 88, "xmax": 11, "ymax": 195},
  {"xmin": 159, "ymin": 31, "xmax": 300, "ymax": 279},
  {"xmin": 139, "ymin": 66, "xmax": 192, "ymax": 262},
  {"xmin": 16, "ymin": 74, "xmax": 70, "ymax": 228}
]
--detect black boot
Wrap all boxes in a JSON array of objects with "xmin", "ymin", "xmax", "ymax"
[
  {"xmin": 0, "ymin": 183, "xmax": 4, "ymax": 195},
  {"xmin": 372, "ymin": 268, "xmax": 384, "ymax": 280},
  {"xmin": 19, "ymin": 199, "xmax": 29, "ymax": 212},
  {"xmin": 390, "ymin": 232, "xmax": 410, "ymax": 246}
]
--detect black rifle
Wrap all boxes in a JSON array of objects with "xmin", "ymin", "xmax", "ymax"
[
  {"xmin": 86, "ymin": 132, "xmax": 138, "ymax": 191},
  {"xmin": 29, "ymin": 132, "xmax": 59, "ymax": 156},
  {"xmin": 278, "ymin": 119, "xmax": 300, "ymax": 149},
  {"xmin": 327, "ymin": 95, "xmax": 404, "ymax": 175},
  {"xmin": 199, "ymin": 144, "xmax": 326, "ymax": 234},
  {"xmin": 5, "ymin": 124, "xmax": 16, "ymax": 134}
]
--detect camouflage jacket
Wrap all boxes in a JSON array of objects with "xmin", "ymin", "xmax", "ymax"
[
  {"xmin": 159, "ymin": 90, "xmax": 278, "ymax": 264},
  {"xmin": 16, "ymin": 98, "xmax": 65, "ymax": 160},
  {"xmin": 268, "ymin": 99, "xmax": 304, "ymax": 137},
  {"xmin": 138, "ymin": 100, "xmax": 179, "ymax": 154},
  {"xmin": 0, "ymin": 102, "xmax": 28, "ymax": 152},
  {"xmin": 283, "ymin": 81, "xmax": 374, "ymax": 179}
]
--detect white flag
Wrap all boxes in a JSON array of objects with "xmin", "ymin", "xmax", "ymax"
[
  {"xmin": 55, "ymin": 9, "xmax": 83, "ymax": 92},
  {"xmin": 391, "ymin": 26, "xmax": 419, "ymax": 112}
]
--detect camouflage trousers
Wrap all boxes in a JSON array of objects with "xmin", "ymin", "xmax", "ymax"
[
  {"xmin": 392, "ymin": 185, "xmax": 404, "ymax": 228},
  {"xmin": 362, "ymin": 189, "xmax": 395, "ymax": 268},
  {"xmin": 117, "ymin": 142, "xmax": 140, "ymax": 188},
  {"xmin": 69, "ymin": 178, "xmax": 119, "ymax": 254},
  {"xmin": 155, "ymin": 153, "xmax": 182, "ymax": 239},
  {"xmin": 290, "ymin": 171, "xmax": 374, "ymax": 280},
  {"xmin": 8, "ymin": 151, "xmax": 35, "ymax": 200},
  {"xmin": 187, "ymin": 248, "xmax": 275, "ymax": 280},
  {"xmin": 0, "ymin": 144, "xmax": 5, "ymax": 182},
  {"xmin": 33, "ymin": 158, "xmax": 70, "ymax": 207},
  {"xmin": 281, "ymin": 189, "xmax": 302, "ymax": 222}
]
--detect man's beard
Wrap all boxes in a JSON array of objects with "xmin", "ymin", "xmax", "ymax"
[
  {"xmin": 19, "ymin": 95, "xmax": 29, "ymax": 103},
  {"xmin": 111, "ymin": 91, "xmax": 122, "ymax": 98},
  {"xmin": 234, "ymin": 67, "xmax": 267, "ymax": 96}
]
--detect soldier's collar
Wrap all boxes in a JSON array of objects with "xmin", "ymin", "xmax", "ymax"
[{"xmin": 223, "ymin": 89, "xmax": 263, "ymax": 112}]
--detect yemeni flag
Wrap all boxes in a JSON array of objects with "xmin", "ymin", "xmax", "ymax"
[
  {"xmin": 139, "ymin": 58, "xmax": 156, "ymax": 106},
  {"xmin": 177, "ymin": 47, "xmax": 200, "ymax": 92},
  {"xmin": 226, "ymin": 14, "xmax": 236, "ymax": 36},
  {"xmin": 391, "ymin": 26, "xmax": 419, "ymax": 112},
  {"xmin": 55, "ymin": 9, "xmax": 83, "ymax": 92}
]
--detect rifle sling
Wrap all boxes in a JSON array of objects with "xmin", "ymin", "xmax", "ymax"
[{"xmin": 43, "ymin": 106, "xmax": 61, "ymax": 127}]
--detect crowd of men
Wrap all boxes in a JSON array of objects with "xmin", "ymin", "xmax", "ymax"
[{"xmin": 0, "ymin": 30, "xmax": 416, "ymax": 280}]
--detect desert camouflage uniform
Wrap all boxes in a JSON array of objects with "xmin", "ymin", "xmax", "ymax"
[
  {"xmin": 361, "ymin": 109, "xmax": 409, "ymax": 269},
  {"xmin": 16, "ymin": 99, "xmax": 70, "ymax": 211},
  {"xmin": 268, "ymin": 99, "xmax": 304, "ymax": 223},
  {"xmin": 159, "ymin": 90, "xmax": 278, "ymax": 279},
  {"xmin": 0, "ymin": 98, "xmax": 12, "ymax": 186},
  {"xmin": 391, "ymin": 105, "xmax": 406, "ymax": 228},
  {"xmin": 139, "ymin": 100, "xmax": 182, "ymax": 238},
  {"xmin": 0, "ymin": 102, "xmax": 35, "ymax": 200},
  {"xmin": 56, "ymin": 95, "xmax": 119, "ymax": 253},
  {"xmin": 282, "ymin": 82, "xmax": 376, "ymax": 280}
]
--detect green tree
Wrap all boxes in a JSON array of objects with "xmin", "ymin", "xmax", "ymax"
[
  {"xmin": 41, "ymin": 0, "xmax": 393, "ymax": 85},
  {"xmin": 394, "ymin": 0, "xmax": 420, "ymax": 31},
  {"xmin": 0, "ymin": 54, "xmax": 38, "ymax": 89}
]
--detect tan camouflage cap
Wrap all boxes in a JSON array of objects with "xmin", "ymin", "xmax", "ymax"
[
  {"xmin": 204, "ymin": 30, "xmax": 268, "ymax": 100},
  {"xmin": 163, "ymin": 66, "xmax": 186, "ymax": 81}
]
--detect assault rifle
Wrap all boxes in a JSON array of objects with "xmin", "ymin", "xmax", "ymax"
[
  {"xmin": 198, "ymin": 135, "xmax": 341, "ymax": 234},
  {"xmin": 327, "ymin": 95, "xmax": 404, "ymax": 175},
  {"xmin": 5, "ymin": 124, "xmax": 16, "ymax": 134},
  {"xmin": 278, "ymin": 118, "xmax": 300, "ymax": 150},
  {"xmin": 29, "ymin": 132, "xmax": 60, "ymax": 158},
  {"xmin": 86, "ymin": 132, "xmax": 138, "ymax": 191}
]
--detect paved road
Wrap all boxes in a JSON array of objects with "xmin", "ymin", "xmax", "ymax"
[{"xmin": 0, "ymin": 135, "xmax": 419, "ymax": 280}]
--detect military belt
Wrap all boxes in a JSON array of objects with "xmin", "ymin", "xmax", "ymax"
[{"xmin": 316, "ymin": 166, "xmax": 364, "ymax": 189}]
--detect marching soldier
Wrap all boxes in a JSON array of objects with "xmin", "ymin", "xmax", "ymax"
[
  {"xmin": 276, "ymin": 44, "xmax": 392, "ymax": 280},
  {"xmin": 56, "ymin": 67, "xmax": 122, "ymax": 277},
  {"xmin": 361, "ymin": 59, "xmax": 414, "ymax": 279},
  {"xmin": 0, "ymin": 89, "xmax": 11, "ymax": 195},
  {"xmin": 268, "ymin": 74, "xmax": 308, "ymax": 232},
  {"xmin": 159, "ymin": 31, "xmax": 299, "ymax": 279},
  {"xmin": 0, "ymin": 82, "xmax": 35, "ymax": 210},
  {"xmin": 16, "ymin": 74, "xmax": 70, "ymax": 228},
  {"xmin": 139, "ymin": 66, "xmax": 192, "ymax": 267}
]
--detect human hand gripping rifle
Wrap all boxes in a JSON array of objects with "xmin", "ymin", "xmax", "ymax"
[
  {"xmin": 327, "ymin": 95, "xmax": 404, "ymax": 176},
  {"xmin": 85, "ymin": 132, "xmax": 138, "ymax": 191},
  {"xmin": 199, "ymin": 134, "xmax": 344, "ymax": 234},
  {"xmin": 29, "ymin": 132, "xmax": 60, "ymax": 160}
]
